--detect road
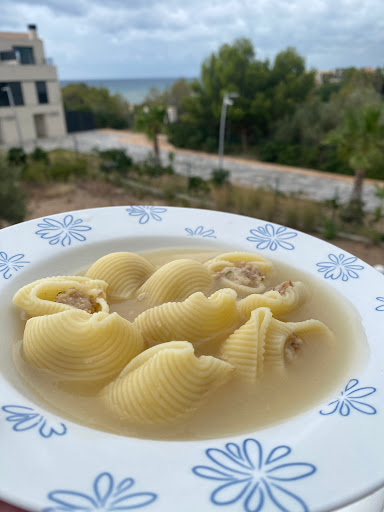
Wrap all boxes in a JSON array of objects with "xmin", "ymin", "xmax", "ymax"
[{"xmin": 22, "ymin": 129, "xmax": 382, "ymax": 212}]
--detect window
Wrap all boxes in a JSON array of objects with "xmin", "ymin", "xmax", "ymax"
[
  {"xmin": 13, "ymin": 46, "xmax": 35, "ymax": 65},
  {"xmin": 0, "ymin": 82, "xmax": 24, "ymax": 107},
  {"xmin": 0, "ymin": 50, "xmax": 16, "ymax": 61},
  {"xmin": 36, "ymin": 81, "xmax": 48, "ymax": 104}
]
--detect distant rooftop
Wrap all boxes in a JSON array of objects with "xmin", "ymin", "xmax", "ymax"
[{"xmin": 0, "ymin": 32, "xmax": 29, "ymax": 40}]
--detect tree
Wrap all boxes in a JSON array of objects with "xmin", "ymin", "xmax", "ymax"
[
  {"xmin": 324, "ymin": 104, "xmax": 384, "ymax": 218},
  {"xmin": 144, "ymin": 78, "xmax": 192, "ymax": 114},
  {"xmin": 268, "ymin": 47, "xmax": 315, "ymax": 121},
  {"xmin": 174, "ymin": 39, "xmax": 315, "ymax": 152},
  {"xmin": 135, "ymin": 105, "xmax": 167, "ymax": 166},
  {"xmin": 61, "ymin": 83, "xmax": 133, "ymax": 129},
  {"xmin": 181, "ymin": 38, "xmax": 270, "ymax": 150}
]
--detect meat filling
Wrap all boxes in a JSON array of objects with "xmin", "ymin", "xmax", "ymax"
[
  {"xmin": 55, "ymin": 288, "xmax": 97, "ymax": 314},
  {"xmin": 217, "ymin": 261, "xmax": 265, "ymax": 288},
  {"xmin": 273, "ymin": 280, "xmax": 293, "ymax": 295},
  {"xmin": 284, "ymin": 334, "xmax": 303, "ymax": 362}
]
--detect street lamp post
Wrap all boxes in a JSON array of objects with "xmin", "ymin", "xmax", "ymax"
[
  {"xmin": 218, "ymin": 92, "xmax": 239, "ymax": 169},
  {"xmin": 1, "ymin": 85, "xmax": 24, "ymax": 149}
]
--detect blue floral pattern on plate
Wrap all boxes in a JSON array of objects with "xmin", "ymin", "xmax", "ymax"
[
  {"xmin": 316, "ymin": 254, "xmax": 364, "ymax": 281},
  {"xmin": 36, "ymin": 215, "xmax": 92, "ymax": 247},
  {"xmin": 185, "ymin": 226, "xmax": 216, "ymax": 238},
  {"xmin": 126, "ymin": 206, "xmax": 167, "ymax": 224},
  {"xmin": 193, "ymin": 438, "xmax": 316, "ymax": 512},
  {"xmin": 247, "ymin": 224, "xmax": 297, "ymax": 251},
  {"xmin": 0, "ymin": 252, "xmax": 29, "ymax": 279},
  {"xmin": 320, "ymin": 379, "xmax": 377, "ymax": 416},
  {"xmin": 2, "ymin": 405, "xmax": 67, "ymax": 438},
  {"xmin": 376, "ymin": 297, "xmax": 384, "ymax": 311},
  {"xmin": 43, "ymin": 472, "xmax": 157, "ymax": 511}
]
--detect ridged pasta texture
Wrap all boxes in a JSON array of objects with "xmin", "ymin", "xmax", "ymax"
[
  {"xmin": 138, "ymin": 258, "xmax": 212, "ymax": 306},
  {"xmin": 265, "ymin": 317, "xmax": 333, "ymax": 371},
  {"xmin": 238, "ymin": 281, "xmax": 310, "ymax": 320},
  {"xmin": 101, "ymin": 341, "xmax": 233, "ymax": 425},
  {"xmin": 23, "ymin": 310, "xmax": 144, "ymax": 382},
  {"xmin": 221, "ymin": 308, "xmax": 272, "ymax": 382},
  {"xmin": 13, "ymin": 276, "xmax": 109, "ymax": 317},
  {"xmin": 204, "ymin": 252, "xmax": 273, "ymax": 295},
  {"xmin": 221, "ymin": 307, "xmax": 333, "ymax": 381},
  {"xmin": 134, "ymin": 288, "xmax": 240, "ymax": 346},
  {"xmin": 85, "ymin": 252, "xmax": 155, "ymax": 302}
]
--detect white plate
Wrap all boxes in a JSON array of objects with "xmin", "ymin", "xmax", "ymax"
[{"xmin": 0, "ymin": 206, "xmax": 383, "ymax": 512}]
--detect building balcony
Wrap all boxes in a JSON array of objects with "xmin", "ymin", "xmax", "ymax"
[{"xmin": 0, "ymin": 62, "xmax": 58, "ymax": 81}]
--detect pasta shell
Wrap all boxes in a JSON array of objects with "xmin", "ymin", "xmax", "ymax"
[
  {"xmin": 265, "ymin": 317, "xmax": 333, "ymax": 370},
  {"xmin": 23, "ymin": 310, "xmax": 144, "ymax": 382},
  {"xmin": 221, "ymin": 306, "xmax": 333, "ymax": 379},
  {"xmin": 205, "ymin": 252, "xmax": 273, "ymax": 295},
  {"xmin": 85, "ymin": 252, "xmax": 155, "ymax": 302},
  {"xmin": 13, "ymin": 276, "xmax": 109, "ymax": 317},
  {"xmin": 134, "ymin": 288, "xmax": 240, "ymax": 346},
  {"xmin": 138, "ymin": 259, "xmax": 212, "ymax": 306},
  {"xmin": 101, "ymin": 341, "xmax": 233, "ymax": 425},
  {"xmin": 221, "ymin": 308, "xmax": 272, "ymax": 382},
  {"xmin": 238, "ymin": 281, "xmax": 310, "ymax": 320}
]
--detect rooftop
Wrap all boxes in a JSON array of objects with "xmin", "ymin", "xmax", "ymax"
[{"xmin": 0, "ymin": 32, "xmax": 29, "ymax": 40}]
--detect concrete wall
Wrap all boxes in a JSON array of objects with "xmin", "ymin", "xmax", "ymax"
[
  {"xmin": 0, "ymin": 103, "xmax": 67, "ymax": 144},
  {"xmin": 0, "ymin": 32, "xmax": 67, "ymax": 145},
  {"xmin": 1, "ymin": 64, "xmax": 58, "ymax": 81},
  {"xmin": 0, "ymin": 36, "xmax": 45, "ymax": 65}
]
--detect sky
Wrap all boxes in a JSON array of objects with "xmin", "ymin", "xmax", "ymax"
[{"xmin": 1, "ymin": 0, "xmax": 383, "ymax": 80}]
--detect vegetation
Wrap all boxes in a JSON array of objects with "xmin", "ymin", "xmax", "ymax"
[
  {"xmin": 2, "ymin": 145, "xmax": 383, "ymax": 247},
  {"xmin": 7, "ymin": 147, "xmax": 26, "ymax": 166},
  {"xmin": 144, "ymin": 78, "xmax": 191, "ymax": 114},
  {"xmin": 211, "ymin": 168, "xmax": 230, "ymax": 187},
  {"xmin": 324, "ymin": 103, "xmax": 384, "ymax": 221},
  {"xmin": 62, "ymin": 83, "xmax": 133, "ymax": 129},
  {"xmin": 135, "ymin": 105, "xmax": 167, "ymax": 166},
  {"xmin": 95, "ymin": 149, "xmax": 133, "ymax": 174},
  {"xmin": 0, "ymin": 152, "xmax": 26, "ymax": 224},
  {"xmin": 160, "ymin": 39, "xmax": 384, "ymax": 186}
]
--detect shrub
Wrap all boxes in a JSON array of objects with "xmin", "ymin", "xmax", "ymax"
[
  {"xmin": 7, "ymin": 147, "xmax": 26, "ymax": 166},
  {"xmin": 49, "ymin": 158, "xmax": 88, "ymax": 181},
  {"xmin": 0, "ymin": 153, "xmax": 26, "ymax": 223},
  {"xmin": 188, "ymin": 176, "xmax": 210, "ymax": 193},
  {"xmin": 30, "ymin": 147, "xmax": 49, "ymax": 164},
  {"xmin": 322, "ymin": 218, "xmax": 339, "ymax": 239},
  {"xmin": 22, "ymin": 161, "xmax": 49, "ymax": 182},
  {"xmin": 283, "ymin": 205, "xmax": 300, "ymax": 229},
  {"xmin": 211, "ymin": 168, "xmax": 230, "ymax": 187},
  {"xmin": 97, "ymin": 149, "xmax": 133, "ymax": 175},
  {"xmin": 300, "ymin": 204, "xmax": 318, "ymax": 233}
]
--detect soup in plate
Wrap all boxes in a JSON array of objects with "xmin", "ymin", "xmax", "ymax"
[{"xmin": 12, "ymin": 248, "xmax": 367, "ymax": 440}]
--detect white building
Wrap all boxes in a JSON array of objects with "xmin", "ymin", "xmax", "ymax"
[{"xmin": 0, "ymin": 24, "xmax": 66, "ymax": 146}]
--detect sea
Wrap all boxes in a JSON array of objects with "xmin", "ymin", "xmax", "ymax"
[{"xmin": 60, "ymin": 77, "xmax": 192, "ymax": 105}]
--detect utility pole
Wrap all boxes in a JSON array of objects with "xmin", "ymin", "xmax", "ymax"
[
  {"xmin": 218, "ymin": 92, "xmax": 239, "ymax": 169},
  {"xmin": 1, "ymin": 85, "xmax": 24, "ymax": 149}
]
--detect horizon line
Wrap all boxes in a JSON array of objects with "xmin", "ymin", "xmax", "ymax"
[{"xmin": 60, "ymin": 76, "xmax": 196, "ymax": 82}]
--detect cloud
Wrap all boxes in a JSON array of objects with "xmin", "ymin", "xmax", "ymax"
[
  {"xmin": 0, "ymin": 0, "xmax": 383, "ymax": 78},
  {"xmin": 8, "ymin": 0, "xmax": 88, "ymax": 17}
]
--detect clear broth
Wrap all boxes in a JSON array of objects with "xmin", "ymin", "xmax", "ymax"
[{"xmin": 13, "ymin": 248, "xmax": 368, "ymax": 440}]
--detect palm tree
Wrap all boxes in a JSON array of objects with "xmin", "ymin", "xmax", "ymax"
[
  {"xmin": 135, "ymin": 105, "xmax": 167, "ymax": 167},
  {"xmin": 325, "ymin": 104, "xmax": 384, "ymax": 219}
]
